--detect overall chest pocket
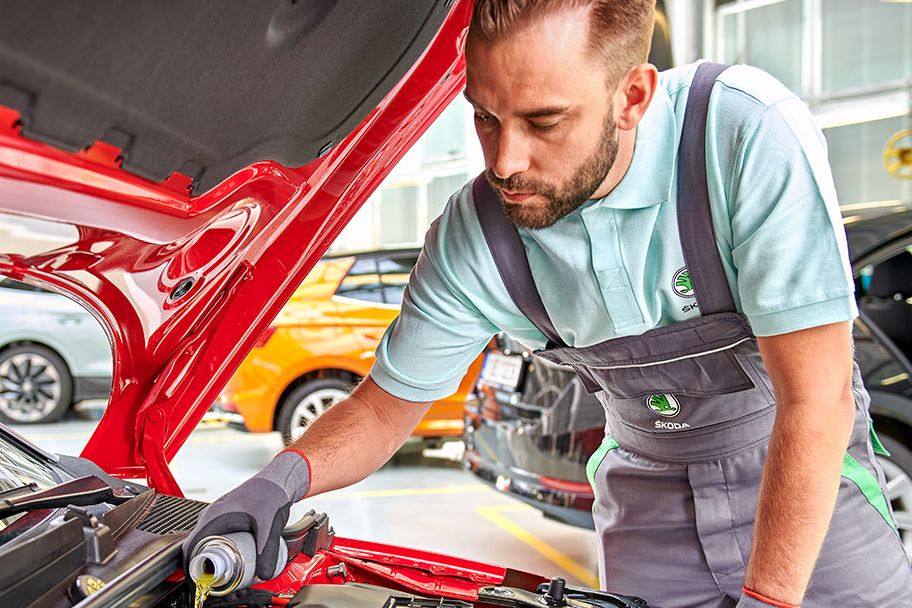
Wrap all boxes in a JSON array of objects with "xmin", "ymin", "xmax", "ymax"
[{"xmin": 540, "ymin": 313, "xmax": 757, "ymax": 400}]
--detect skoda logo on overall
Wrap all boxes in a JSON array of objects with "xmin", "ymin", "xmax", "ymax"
[
  {"xmin": 646, "ymin": 394, "xmax": 690, "ymax": 429},
  {"xmin": 673, "ymin": 267, "xmax": 694, "ymax": 298},
  {"xmin": 647, "ymin": 394, "xmax": 680, "ymax": 417}
]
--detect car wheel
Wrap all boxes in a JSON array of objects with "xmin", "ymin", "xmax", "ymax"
[
  {"xmin": 0, "ymin": 344, "xmax": 73, "ymax": 424},
  {"xmin": 877, "ymin": 434, "xmax": 912, "ymax": 556},
  {"xmin": 277, "ymin": 378, "xmax": 351, "ymax": 445}
]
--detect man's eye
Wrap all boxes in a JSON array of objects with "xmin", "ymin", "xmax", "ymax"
[
  {"xmin": 531, "ymin": 121, "xmax": 559, "ymax": 132},
  {"xmin": 474, "ymin": 113, "xmax": 494, "ymax": 125}
]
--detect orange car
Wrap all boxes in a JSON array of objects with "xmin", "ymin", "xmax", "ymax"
[{"xmin": 218, "ymin": 247, "xmax": 483, "ymax": 443}]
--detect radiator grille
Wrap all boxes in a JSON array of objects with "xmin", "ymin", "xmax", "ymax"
[{"xmin": 135, "ymin": 494, "xmax": 208, "ymax": 535}]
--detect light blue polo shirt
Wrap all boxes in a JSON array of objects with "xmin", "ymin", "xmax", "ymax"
[{"xmin": 372, "ymin": 62, "xmax": 857, "ymax": 403}]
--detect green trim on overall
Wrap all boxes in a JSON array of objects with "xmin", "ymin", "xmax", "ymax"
[
  {"xmin": 587, "ymin": 437, "xmax": 620, "ymax": 496},
  {"xmin": 870, "ymin": 424, "xmax": 891, "ymax": 457},
  {"xmin": 842, "ymin": 451, "xmax": 897, "ymax": 532}
]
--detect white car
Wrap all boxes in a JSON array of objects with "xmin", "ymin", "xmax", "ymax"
[{"xmin": 0, "ymin": 277, "xmax": 112, "ymax": 423}]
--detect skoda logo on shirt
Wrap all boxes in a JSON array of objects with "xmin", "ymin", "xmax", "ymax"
[
  {"xmin": 673, "ymin": 267, "xmax": 695, "ymax": 298},
  {"xmin": 646, "ymin": 394, "xmax": 680, "ymax": 417}
]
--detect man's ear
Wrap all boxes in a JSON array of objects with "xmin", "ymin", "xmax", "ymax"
[{"xmin": 615, "ymin": 63, "xmax": 658, "ymax": 131}]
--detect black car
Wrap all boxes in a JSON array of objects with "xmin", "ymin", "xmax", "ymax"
[{"xmin": 464, "ymin": 206, "xmax": 912, "ymax": 550}]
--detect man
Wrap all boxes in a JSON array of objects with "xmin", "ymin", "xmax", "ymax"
[{"xmin": 184, "ymin": 1, "xmax": 912, "ymax": 606}]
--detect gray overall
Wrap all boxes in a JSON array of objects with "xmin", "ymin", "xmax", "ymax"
[{"xmin": 473, "ymin": 63, "xmax": 912, "ymax": 607}]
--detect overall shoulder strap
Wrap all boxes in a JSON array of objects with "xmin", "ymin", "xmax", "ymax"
[
  {"xmin": 676, "ymin": 61, "xmax": 736, "ymax": 314},
  {"xmin": 472, "ymin": 176, "xmax": 567, "ymax": 348}
]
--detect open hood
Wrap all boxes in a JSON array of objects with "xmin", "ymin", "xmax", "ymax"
[{"xmin": 0, "ymin": 0, "xmax": 472, "ymax": 493}]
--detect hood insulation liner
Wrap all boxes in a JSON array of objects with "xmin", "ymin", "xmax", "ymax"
[{"xmin": 0, "ymin": 0, "xmax": 451, "ymax": 193}]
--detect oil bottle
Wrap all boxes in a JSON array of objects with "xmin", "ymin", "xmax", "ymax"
[{"xmin": 187, "ymin": 532, "xmax": 288, "ymax": 601}]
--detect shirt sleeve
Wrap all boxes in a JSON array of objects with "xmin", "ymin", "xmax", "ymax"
[
  {"xmin": 371, "ymin": 192, "xmax": 499, "ymax": 402},
  {"xmin": 728, "ymin": 96, "xmax": 857, "ymax": 336}
]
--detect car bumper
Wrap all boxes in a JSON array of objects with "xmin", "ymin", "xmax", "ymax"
[
  {"xmin": 463, "ymin": 404, "xmax": 598, "ymax": 530},
  {"xmin": 464, "ymin": 445, "xmax": 595, "ymax": 529}
]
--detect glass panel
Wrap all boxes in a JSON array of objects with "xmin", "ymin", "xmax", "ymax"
[
  {"xmin": 377, "ymin": 254, "xmax": 419, "ymax": 275},
  {"xmin": 719, "ymin": 0, "xmax": 802, "ymax": 94},
  {"xmin": 378, "ymin": 186, "xmax": 418, "ymax": 245},
  {"xmin": 821, "ymin": 0, "xmax": 912, "ymax": 95},
  {"xmin": 427, "ymin": 173, "xmax": 469, "ymax": 222},
  {"xmin": 335, "ymin": 276, "xmax": 384, "ymax": 303},
  {"xmin": 824, "ymin": 116, "xmax": 912, "ymax": 205},
  {"xmin": 421, "ymin": 101, "xmax": 467, "ymax": 164},
  {"xmin": 0, "ymin": 431, "xmax": 59, "ymax": 536},
  {"xmin": 345, "ymin": 257, "xmax": 378, "ymax": 277},
  {"xmin": 377, "ymin": 253, "xmax": 419, "ymax": 306},
  {"xmin": 337, "ymin": 256, "xmax": 383, "ymax": 302}
]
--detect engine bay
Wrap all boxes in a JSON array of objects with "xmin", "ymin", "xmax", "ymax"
[{"xmin": 0, "ymin": 428, "xmax": 648, "ymax": 608}]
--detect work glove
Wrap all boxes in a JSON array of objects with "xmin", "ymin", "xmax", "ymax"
[
  {"xmin": 182, "ymin": 450, "xmax": 311, "ymax": 581},
  {"xmin": 736, "ymin": 588, "xmax": 798, "ymax": 608}
]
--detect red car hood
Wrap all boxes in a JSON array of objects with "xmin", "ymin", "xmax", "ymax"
[{"xmin": 0, "ymin": 0, "xmax": 472, "ymax": 494}]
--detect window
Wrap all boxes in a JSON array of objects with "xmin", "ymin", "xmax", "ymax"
[
  {"xmin": 427, "ymin": 173, "xmax": 469, "ymax": 222},
  {"xmin": 335, "ymin": 252, "xmax": 419, "ymax": 306},
  {"xmin": 346, "ymin": 257, "xmax": 380, "ymax": 277},
  {"xmin": 378, "ymin": 185, "xmax": 418, "ymax": 245},
  {"xmin": 421, "ymin": 102, "xmax": 467, "ymax": 164},
  {"xmin": 824, "ymin": 116, "xmax": 912, "ymax": 206},
  {"xmin": 715, "ymin": 0, "xmax": 910, "ymax": 209},
  {"xmin": 717, "ymin": 0, "xmax": 802, "ymax": 94},
  {"xmin": 377, "ymin": 252, "xmax": 420, "ymax": 306},
  {"xmin": 821, "ymin": 0, "xmax": 911, "ymax": 96},
  {"xmin": 376, "ymin": 254, "xmax": 418, "ymax": 275},
  {"xmin": 336, "ymin": 257, "xmax": 382, "ymax": 303}
]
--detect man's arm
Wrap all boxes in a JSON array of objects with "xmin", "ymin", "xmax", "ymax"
[
  {"xmin": 289, "ymin": 375, "xmax": 432, "ymax": 496},
  {"xmin": 745, "ymin": 321, "xmax": 856, "ymax": 605}
]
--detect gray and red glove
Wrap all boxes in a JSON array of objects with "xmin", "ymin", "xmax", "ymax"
[
  {"xmin": 736, "ymin": 587, "xmax": 799, "ymax": 608},
  {"xmin": 182, "ymin": 450, "xmax": 312, "ymax": 581}
]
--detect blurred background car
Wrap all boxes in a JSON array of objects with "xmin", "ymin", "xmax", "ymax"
[
  {"xmin": 0, "ymin": 277, "xmax": 111, "ymax": 424},
  {"xmin": 464, "ymin": 208, "xmax": 912, "ymax": 557},
  {"xmin": 218, "ymin": 246, "xmax": 483, "ymax": 443}
]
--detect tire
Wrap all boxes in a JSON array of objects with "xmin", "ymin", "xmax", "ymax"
[
  {"xmin": 276, "ymin": 378, "xmax": 352, "ymax": 445},
  {"xmin": 0, "ymin": 344, "xmax": 73, "ymax": 424},
  {"xmin": 876, "ymin": 433, "xmax": 912, "ymax": 557}
]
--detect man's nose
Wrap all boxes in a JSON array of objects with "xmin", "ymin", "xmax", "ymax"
[{"xmin": 490, "ymin": 130, "xmax": 530, "ymax": 180}]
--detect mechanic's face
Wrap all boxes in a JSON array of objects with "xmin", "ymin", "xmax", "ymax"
[{"xmin": 465, "ymin": 7, "xmax": 622, "ymax": 229}]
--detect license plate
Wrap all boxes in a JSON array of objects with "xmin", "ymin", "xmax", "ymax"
[{"xmin": 480, "ymin": 352, "xmax": 524, "ymax": 390}]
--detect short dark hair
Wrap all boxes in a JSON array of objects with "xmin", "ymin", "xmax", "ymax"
[{"xmin": 469, "ymin": 0, "xmax": 656, "ymax": 83}]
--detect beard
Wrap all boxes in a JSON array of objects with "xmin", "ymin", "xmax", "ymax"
[{"xmin": 485, "ymin": 111, "xmax": 619, "ymax": 230}]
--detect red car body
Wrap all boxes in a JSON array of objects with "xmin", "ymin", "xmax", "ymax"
[
  {"xmin": 0, "ymin": 1, "xmax": 469, "ymax": 496},
  {"xmin": 0, "ymin": 2, "xmax": 648, "ymax": 606}
]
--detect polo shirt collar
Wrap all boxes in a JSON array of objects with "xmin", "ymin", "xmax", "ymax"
[{"xmin": 588, "ymin": 86, "xmax": 675, "ymax": 210}]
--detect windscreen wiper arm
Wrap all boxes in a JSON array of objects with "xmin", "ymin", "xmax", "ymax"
[
  {"xmin": 0, "ymin": 482, "xmax": 38, "ymax": 502},
  {"xmin": 0, "ymin": 475, "xmax": 115, "ymax": 519}
]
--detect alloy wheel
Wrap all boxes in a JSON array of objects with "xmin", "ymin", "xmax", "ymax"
[
  {"xmin": 878, "ymin": 455, "xmax": 912, "ymax": 556},
  {"xmin": 0, "ymin": 352, "xmax": 63, "ymax": 423},
  {"xmin": 288, "ymin": 387, "xmax": 348, "ymax": 442}
]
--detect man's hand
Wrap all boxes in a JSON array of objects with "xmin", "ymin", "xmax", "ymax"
[{"xmin": 181, "ymin": 451, "xmax": 311, "ymax": 580}]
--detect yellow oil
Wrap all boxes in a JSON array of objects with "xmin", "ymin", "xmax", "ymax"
[{"xmin": 193, "ymin": 572, "xmax": 214, "ymax": 608}]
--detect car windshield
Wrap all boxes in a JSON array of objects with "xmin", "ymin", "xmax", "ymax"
[{"xmin": 0, "ymin": 429, "xmax": 60, "ymax": 533}]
